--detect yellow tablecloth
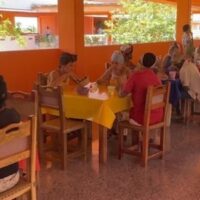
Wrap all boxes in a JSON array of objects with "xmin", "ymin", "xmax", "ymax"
[{"xmin": 43, "ymin": 86, "xmax": 132, "ymax": 129}]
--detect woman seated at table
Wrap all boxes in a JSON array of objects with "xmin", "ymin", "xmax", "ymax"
[
  {"xmin": 0, "ymin": 76, "xmax": 21, "ymax": 193},
  {"xmin": 119, "ymin": 52, "xmax": 163, "ymax": 126},
  {"xmin": 97, "ymin": 50, "xmax": 130, "ymax": 90},
  {"xmin": 120, "ymin": 44, "xmax": 136, "ymax": 71},
  {"xmin": 47, "ymin": 52, "xmax": 88, "ymax": 87},
  {"xmin": 162, "ymin": 42, "xmax": 184, "ymax": 74}
]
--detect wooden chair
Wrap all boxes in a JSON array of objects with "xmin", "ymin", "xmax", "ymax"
[
  {"xmin": 36, "ymin": 84, "xmax": 87, "ymax": 170},
  {"xmin": 118, "ymin": 82, "xmax": 170, "ymax": 167},
  {"xmin": 182, "ymin": 98, "xmax": 200, "ymax": 124},
  {"xmin": 0, "ymin": 116, "xmax": 37, "ymax": 200}
]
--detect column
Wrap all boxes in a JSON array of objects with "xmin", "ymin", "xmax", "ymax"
[{"xmin": 176, "ymin": 0, "xmax": 191, "ymax": 43}]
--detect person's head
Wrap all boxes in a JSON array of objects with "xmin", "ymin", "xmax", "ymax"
[
  {"xmin": 0, "ymin": 76, "xmax": 7, "ymax": 109},
  {"xmin": 110, "ymin": 50, "xmax": 124, "ymax": 70},
  {"xmin": 59, "ymin": 52, "xmax": 77, "ymax": 73},
  {"xmin": 169, "ymin": 45, "xmax": 179, "ymax": 56},
  {"xmin": 120, "ymin": 44, "xmax": 133, "ymax": 61},
  {"xmin": 183, "ymin": 24, "xmax": 191, "ymax": 33},
  {"xmin": 141, "ymin": 52, "xmax": 156, "ymax": 68}
]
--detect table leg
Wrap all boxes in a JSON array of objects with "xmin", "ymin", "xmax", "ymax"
[{"xmin": 99, "ymin": 125, "xmax": 108, "ymax": 163}]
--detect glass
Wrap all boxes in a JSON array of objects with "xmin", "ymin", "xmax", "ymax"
[{"xmin": 107, "ymin": 85, "xmax": 116, "ymax": 96}]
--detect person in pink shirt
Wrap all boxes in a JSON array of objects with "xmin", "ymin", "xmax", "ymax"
[{"xmin": 120, "ymin": 52, "xmax": 163, "ymax": 126}]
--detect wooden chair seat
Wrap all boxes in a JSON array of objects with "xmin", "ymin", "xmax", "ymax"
[
  {"xmin": 41, "ymin": 118, "xmax": 86, "ymax": 134},
  {"xmin": 118, "ymin": 83, "xmax": 170, "ymax": 167}
]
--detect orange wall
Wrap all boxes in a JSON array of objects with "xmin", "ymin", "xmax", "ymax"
[
  {"xmin": 0, "ymin": 49, "xmax": 60, "ymax": 91},
  {"xmin": 84, "ymin": 17, "xmax": 94, "ymax": 34},
  {"xmin": 0, "ymin": 11, "xmax": 58, "ymax": 35}
]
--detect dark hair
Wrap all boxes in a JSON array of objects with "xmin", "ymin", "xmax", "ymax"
[
  {"xmin": 59, "ymin": 52, "xmax": 77, "ymax": 66},
  {"xmin": 0, "ymin": 76, "xmax": 7, "ymax": 108},
  {"xmin": 183, "ymin": 24, "xmax": 190, "ymax": 32},
  {"xmin": 142, "ymin": 52, "xmax": 156, "ymax": 68}
]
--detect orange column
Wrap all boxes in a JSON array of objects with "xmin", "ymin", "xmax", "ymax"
[
  {"xmin": 74, "ymin": 0, "xmax": 85, "ymax": 75},
  {"xmin": 176, "ymin": 0, "xmax": 191, "ymax": 43},
  {"xmin": 58, "ymin": 0, "xmax": 76, "ymax": 52}
]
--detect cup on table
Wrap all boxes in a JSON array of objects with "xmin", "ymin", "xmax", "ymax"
[
  {"xmin": 107, "ymin": 85, "xmax": 116, "ymax": 96},
  {"xmin": 169, "ymin": 71, "xmax": 176, "ymax": 80}
]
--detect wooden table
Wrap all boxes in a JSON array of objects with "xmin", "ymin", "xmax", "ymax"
[{"xmin": 44, "ymin": 85, "xmax": 132, "ymax": 163}]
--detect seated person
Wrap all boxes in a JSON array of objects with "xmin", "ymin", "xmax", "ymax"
[
  {"xmin": 47, "ymin": 52, "xmax": 87, "ymax": 87},
  {"xmin": 179, "ymin": 53, "xmax": 200, "ymax": 101},
  {"xmin": 194, "ymin": 45, "xmax": 200, "ymax": 63},
  {"xmin": 97, "ymin": 50, "xmax": 130, "ymax": 90},
  {"xmin": 0, "ymin": 76, "xmax": 21, "ymax": 193},
  {"xmin": 162, "ymin": 42, "xmax": 183, "ymax": 73},
  {"xmin": 120, "ymin": 44, "xmax": 136, "ymax": 71},
  {"xmin": 119, "ymin": 52, "xmax": 163, "ymax": 126}
]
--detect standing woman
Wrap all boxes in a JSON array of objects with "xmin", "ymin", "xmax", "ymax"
[{"xmin": 182, "ymin": 24, "xmax": 195, "ymax": 58}]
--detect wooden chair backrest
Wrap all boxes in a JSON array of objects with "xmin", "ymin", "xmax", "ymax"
[
  {"xmin": 37, "ymin": 72, "xmax": 48, "ymax": 86},
  {"xmin": 8, "ymin": 91, "xmax": 33, "ymax": 101},
  {"xmin": 0, "ymin": 115, "xmax": 36, "ymax": 180},
  {"xmin": 36, "ymin": 85, "xmax": 65, "ymax": 130},
  {"xmin": 143, "ymin": 82, "xmax": 170, "ymax": 127}
]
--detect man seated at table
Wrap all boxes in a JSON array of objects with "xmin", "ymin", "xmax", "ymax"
[
  {"xmin": 179, "ymin": 53, "xmax": 200, "ymax": 101},
  {"xmin": 119, "ymin": 52, "xmax": 163, "ymax": 126},
  {"xmin": 0, "ymin": 76, "xmax": 21, "ymax": 193},
  {"xmin": 97, "ymin": 50, "xmax": 131, "ymax": 90},
  {"xmin": 47, "ymin": 52, "xmax": 88, "ymax": 87}
]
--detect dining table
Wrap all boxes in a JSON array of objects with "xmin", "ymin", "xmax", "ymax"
[{"xmin": 43, "ymin": 85, "xmax": 132, "ymax": 163}]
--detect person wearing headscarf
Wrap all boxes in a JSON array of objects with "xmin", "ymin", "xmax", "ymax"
[
  {"xmin": 97, "ymin": 50, "xmax": 130, "ymax": 90},
  {"xmin": 120, "ymin": 44, "xmax": 135, "ymax": 71},
  {"xmin": 120, "ymin": 52, "xmax": 163, "ymax": 126},
  {"xmin": 0, "ymin": 76, "xmax": 21, "ymax": 193},
  {"xmin": 47, "ymin": 52, "xmax": 88, "ymax": 87}
]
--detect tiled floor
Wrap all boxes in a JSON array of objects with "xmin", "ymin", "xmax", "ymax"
[{"xmin": 38, "ymin": 120, "xmax": 200, "ymax": 200}]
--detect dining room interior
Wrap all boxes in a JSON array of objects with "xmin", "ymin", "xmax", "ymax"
[{"xmin": 1, "ymin": 0, "xmax": 200, "ymax": 199}]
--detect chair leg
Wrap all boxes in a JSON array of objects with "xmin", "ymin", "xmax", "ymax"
[
  {"xmin": 118, "ymin": 126, "xmax": 124, "ymax": 160},
  {"xmin": 62, "ymin": 134, "xmax": 67, "ymax": 170},
  {"xmin": 31, "ymin": 186, "xmax": 37, "ymax": 200},
  {"xmin": 82, "ymin": 126, "xmax": 88, "ymax": 161},
  {"xmin": 38, "ymin": 129, "xmax": 44, "ymax": 164},
  {"xmin": 141, "ymin": 130, "xmax": 149, "ymax": 167},
  {"xmin": 160, "ymin": 127, "xmax": 165, "ymax": 159}
]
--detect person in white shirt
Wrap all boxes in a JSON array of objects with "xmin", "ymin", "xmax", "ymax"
[{"xmin": 179, "ymin": 54, "xmax": 200, "ymax": 101}]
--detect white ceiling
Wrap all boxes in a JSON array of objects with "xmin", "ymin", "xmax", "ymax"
[{"xmin": 0, "ymin": 0, "xmax": 57, "ymax": 10}]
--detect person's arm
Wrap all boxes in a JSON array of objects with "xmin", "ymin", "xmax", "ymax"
[
  {"xmin": 96, "ymin": 68, "xmax": 112, "ymax": 85},
  {"xmin": 118, "ymin": 74, "xmax": 135, "ymax": 97}
]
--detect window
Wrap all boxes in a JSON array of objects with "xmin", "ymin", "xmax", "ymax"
[
  {"xmin": 84, "ymin": 0, "xmax": 177, "ymax": 46},
  {"xmin": 15, "ymin": 17, "xmax": 38, "ymax": 33},
  {"xmin": 0, "ymin": 0, "xmax": 58, "ymax": 51},
  {"xmin": 191, "ymin": 13, "xmax": 200, "ymax": 39}
]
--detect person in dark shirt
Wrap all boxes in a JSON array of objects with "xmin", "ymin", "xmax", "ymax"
[{"xmin": 0, "ymin": 75, "xmax": 21, "ymax": 193}]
